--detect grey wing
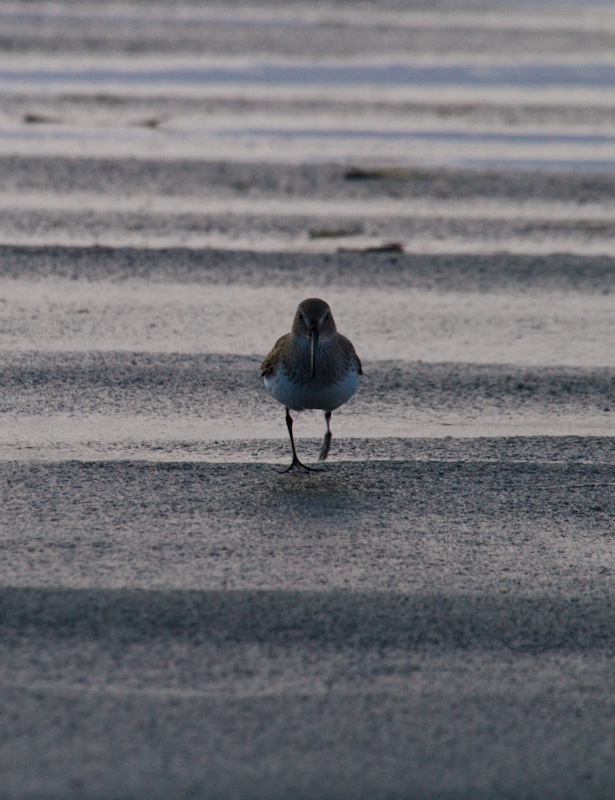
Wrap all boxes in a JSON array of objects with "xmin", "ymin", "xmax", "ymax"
[
  {"xmin": 260, "ymin": 334, "xmax": 287, "ymax": 377},
  {"xmin": 340, "ymin": 334, "xmax": 363, "ymax": 375}
]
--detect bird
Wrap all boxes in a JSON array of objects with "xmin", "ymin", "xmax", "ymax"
[{"xmin": 261, "ymin": 297, "xmax": 362, "ymax": 472}]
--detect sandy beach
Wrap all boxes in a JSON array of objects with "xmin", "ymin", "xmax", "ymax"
[{"xmin": 1, "ymin": 1, "xmax": 615, "ymax": 798}]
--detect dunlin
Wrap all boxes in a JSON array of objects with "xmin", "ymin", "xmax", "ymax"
[{"xmin": 261, "ymin": 297, "xmax": 362, "ymax": 472}]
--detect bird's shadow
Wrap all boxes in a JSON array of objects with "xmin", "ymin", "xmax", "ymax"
[{"xmin": 260, "ymin": 462, "xmax": 372, "ymax": 524}]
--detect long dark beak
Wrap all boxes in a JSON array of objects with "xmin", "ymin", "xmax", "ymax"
[{"xmin": 309, "ymin": 326, "xmax": 318, "ymax": 378}]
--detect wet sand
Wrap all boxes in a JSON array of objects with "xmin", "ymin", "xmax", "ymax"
[
  {"xmin": 2, "ymin": 1, "xmax": 615, "ymax": 798},
  {"xmin": 2, "ymin": 454, "xmax": 615, "ymax": 799}
]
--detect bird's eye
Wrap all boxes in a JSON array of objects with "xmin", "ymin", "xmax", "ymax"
[{"xmin": 324, "ymin": 312, "xmax": 330, "ymax": 320}]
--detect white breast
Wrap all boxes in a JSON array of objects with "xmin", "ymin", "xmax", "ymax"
[{"xmin": 264, "ymin": 369, "xmax": 360, "ymax": 412}]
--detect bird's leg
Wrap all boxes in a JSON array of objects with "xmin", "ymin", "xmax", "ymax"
[
  {"xmin": 318, "ymin": 411, "xmax": 332, "ymax": 461},
  {"xmin": 281, "ymin": 408, "xmax": 323, "ymax": 473}
]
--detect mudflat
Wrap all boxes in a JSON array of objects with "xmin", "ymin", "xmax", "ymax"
[
  {"xmin": 1, "ymin": 1, "xmax": 615, "ymax": 798},
  {"xmin": 2, "ymin": 451, "xmax": 615, "ymax": 799}
]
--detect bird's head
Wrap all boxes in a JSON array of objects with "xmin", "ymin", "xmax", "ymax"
[{"xmin": 292, "ymin": 298, "xmax": 337, "ymax": 378}]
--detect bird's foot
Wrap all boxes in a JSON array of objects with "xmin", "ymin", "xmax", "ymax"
[
  {"xmin": 318, "ymin": 431, "xmax": 332, "ymax": 462},
  {"xmin": 280, "ymin": 455, "xmax": 325, "ymax": 474}
]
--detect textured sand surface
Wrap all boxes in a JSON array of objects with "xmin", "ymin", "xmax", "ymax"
[{"xmin": 1, "ymin": 2, "xmax": 615, "ymax": 799}]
